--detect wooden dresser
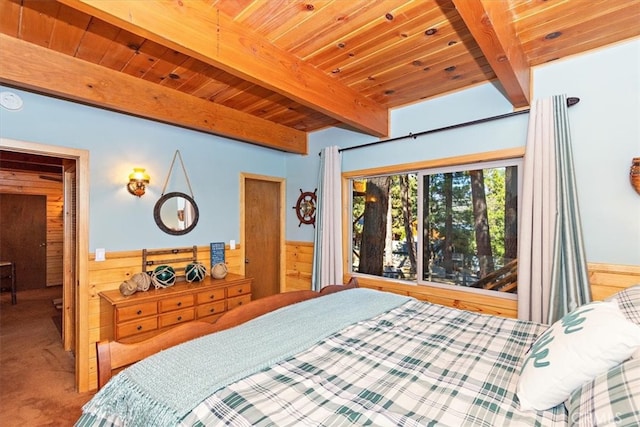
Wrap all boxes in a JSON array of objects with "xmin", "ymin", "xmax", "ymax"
[{"xmin": 99, "ymin": 273, "xmax": 252, "ymax": 342}]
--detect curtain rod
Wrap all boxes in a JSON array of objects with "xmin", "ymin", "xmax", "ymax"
[{"xmin": 328, "ymin": 97, "xmax": 580, "ymax": 155}]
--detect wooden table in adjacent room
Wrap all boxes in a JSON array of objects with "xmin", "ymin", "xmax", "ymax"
[{"xmin": 0, "ymin": 261, "xmax": 17, "ymax": 305}]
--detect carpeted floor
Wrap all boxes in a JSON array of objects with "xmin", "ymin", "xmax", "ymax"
[
  {"xmin": 0, "ymin": 287, "xmax": 94, "ymax": 426},
  {"xmin": 52, "ymin": 313, "xmax": 63, "ymax": 337}
]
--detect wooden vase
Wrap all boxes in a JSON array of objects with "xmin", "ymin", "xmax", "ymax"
[{"xmin": 631, "ymin": 157, "xmax": 640, "ymax": 195}]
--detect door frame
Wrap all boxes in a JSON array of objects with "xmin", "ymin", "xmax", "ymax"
[
  {"xmin": 63, "ymin": 162, "xmax": 76, "ymax": 352},
  {"xmin": 240, "ymin": 173, "xmax": 286, "ymax": 292},
  {"xmin": 0, "ymin": 138, "xmax": 89, "ymax": 391}
]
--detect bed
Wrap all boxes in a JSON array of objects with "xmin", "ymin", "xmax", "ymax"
[{"xmin": 76, "ymin": 283, "xmax": 640, "ymax": 426}]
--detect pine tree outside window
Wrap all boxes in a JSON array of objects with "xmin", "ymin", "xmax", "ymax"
[{"xmin": 349, "ymin": 158, "xmax": 522, "ymax": 296}]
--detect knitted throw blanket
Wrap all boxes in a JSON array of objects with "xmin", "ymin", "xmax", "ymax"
[{"xmin": 81, "ymin": 288, "xmax": 410, "ymax": 426}]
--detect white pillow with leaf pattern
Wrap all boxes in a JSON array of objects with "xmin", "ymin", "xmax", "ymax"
[{"xmin": 516, "ymin": 300, "xmax": 640, "ymax": 411}]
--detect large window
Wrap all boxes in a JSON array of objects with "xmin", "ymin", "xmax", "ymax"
[{"xmin": 350, "ymin": 158, "xmax": 521, "ymax": 296}]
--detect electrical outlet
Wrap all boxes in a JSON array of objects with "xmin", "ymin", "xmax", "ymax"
[
  {"xmin": 95, "ymin": 248, "xmax": 106, "ymax": 262},
  {"xmin": 230, "ymin": 240, "xmax": 236, "ymax": 250}
]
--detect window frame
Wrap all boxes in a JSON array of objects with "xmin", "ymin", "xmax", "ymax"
[
  {"xmin": 416, "ymin": 158, "xmax": 522, "ymax": 300},
  {"xmin": 343, "ymin": 148, "xmax": 524, "ymax": 301}
]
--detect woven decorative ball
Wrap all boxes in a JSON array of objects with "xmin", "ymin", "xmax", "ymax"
[
  {"xmin": 152, "ymin": 265, "xmax": 176, "ymax": 289},
  {"xmin": 211, "ymin": 262, "xmax": 228, "ymax": 279},
  {"xmin": 119, "ymin": 279, "xmax": 137, "ymax": 296},
  {"xmin": 131, "ymin": 272, "xmax": 151, "ymax": 291},
  {"xmin": 119, "ymin": 271, "xmax": 153, "ymax": 296},
  {"xmin": 185, "ymin": 262, "xmax": 207, "ymax": 282}
]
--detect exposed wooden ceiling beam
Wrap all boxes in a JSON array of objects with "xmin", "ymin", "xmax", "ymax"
[
  {"xmin": 57, "ymin": 0, "xmax": 390, "ymax": 138},
  {"xmin": 452, "ymin": 0, "xmax": 530, "ymax": 108},
  {"xmin": 0, "ymin": 34, "xmax": 307, "ymax": 154}
]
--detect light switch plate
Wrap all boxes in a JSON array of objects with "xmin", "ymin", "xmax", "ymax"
[{"xmin": 95, "ymin": 248, "xmax": 106, "ymax": 262}]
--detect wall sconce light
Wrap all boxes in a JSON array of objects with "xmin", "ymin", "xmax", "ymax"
[
  {"xmin": 631, "ymin": 157, "xmax": 640, "ymax": 196},
  {"xmin": 127, "ymin": 167, "xmax": 150, "ymax": 197}
]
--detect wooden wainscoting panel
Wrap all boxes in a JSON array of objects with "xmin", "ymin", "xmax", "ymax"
[
  {"xmin": 226, "ymin": 249, "xmax": 243, "ymax": 274},
  {"xmin": 589, "ymin": 262, "xmax": 640, "ymax": 301},
  {"xmin": 285, "ymin": 241, "xmax": 314, "ymax": 292},
  {"xmin": 286, "ymin": 274, "xmax": 313, "ymax": 292}
]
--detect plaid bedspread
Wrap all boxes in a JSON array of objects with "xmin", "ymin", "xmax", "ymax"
[{"xmin": 181, "ymin": 299, "xmax": 568, "ymax": 426}]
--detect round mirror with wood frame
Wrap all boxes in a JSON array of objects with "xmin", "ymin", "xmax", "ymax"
[{"xmin": 153, "ymin": 192, "xmax": 199, "ymax": 235}]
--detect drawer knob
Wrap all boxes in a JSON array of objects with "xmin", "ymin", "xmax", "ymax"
[
  {"xmin": 209, "ymin": 295, "xmax": 214, "ymax": 299},
  {"xmin": 238, "ymin": 301, "xmax": 243, "ymax": 305},
  {"xmin": 238, "ymin": 289, "xmax": 242, "ymax": 293},
  {"xmin": 137, "ymin": 310, "xmax": 142, "ymax": 315},
  {"xmin": 137, "ymin": 325, "xmax": 142, "ymax": 331},
  {"xmin": 210, "ymin": 308, "xmax": 215, "ymax": 313},
  {"xmin": 177, "ymin": 302, "xmax": 182, "ymax": 307},
  {"xmin": 177, "ymin": 316, "xmax": 182, "ymax": 321}
]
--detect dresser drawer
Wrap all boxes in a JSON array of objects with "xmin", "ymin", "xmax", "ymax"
[
  {"xmin": 159, "ymin": 308, "xmax": 195, "ymax": 328},
  {"xmin": 227, "ymin": 293, "xmax": 251, "ymax": 310},
  {"xmin": 159, "ymin": 295, "xmax": 194, "ymax": 313},
  {"xmin": 117, "ymin": 317, "xmax": 158, "ymax": 339},
  {"xmin": 196, "ymin": 288, "xmax": 225, "ymax": 304},
  {"xmin": 116, "ymin": 302, "xmax": 158, "ymax": 323},
  {"xmin": 227, "ymin": 283, "xmax": 251, "ymax": 297},
  {"xmin": 197, "ymin": 300, "xmax": 226, "ymax": 318}
]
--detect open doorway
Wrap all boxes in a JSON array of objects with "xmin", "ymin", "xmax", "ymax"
[{"xmin": 0, "ymin": 138, "xmax": 89, "ymax": 391}]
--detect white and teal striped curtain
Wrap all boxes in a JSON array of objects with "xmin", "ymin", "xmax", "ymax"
[
  {"xmin": 518, "ymin": 94, "xmax": 591, "ymax": 324},
  {"xmin": 312, "ymin": 146, "xmax": 343, "ymax": 291}
]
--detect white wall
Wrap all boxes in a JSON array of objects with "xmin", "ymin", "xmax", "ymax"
[{"xmin": 287, "ymin": 38, "xmax": 640, "ymax": 266}]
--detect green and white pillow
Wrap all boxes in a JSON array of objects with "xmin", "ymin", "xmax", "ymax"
[
  {"xmin": 567, "ymin": 358, "xmax": 640, "ymax": 426},
  {"xmin": 517, "ymin": 300, "xmax": 640, "ymax": 412},
  {"xmin": 605, "ymin": 284, "xmax": 640, "ymax": 325}
]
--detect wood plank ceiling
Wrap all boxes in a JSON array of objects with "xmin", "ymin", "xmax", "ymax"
[{"xmin": 0, "ymin": 0, "xmax": 638, "ymax": 154}]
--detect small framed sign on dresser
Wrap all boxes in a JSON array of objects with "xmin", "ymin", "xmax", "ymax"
[{"xmin": 210, "ymin": 242, "xmax": 225, "ymax": 269}]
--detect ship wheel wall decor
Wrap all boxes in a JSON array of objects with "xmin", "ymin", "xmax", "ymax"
[{"xmin": 293, "ymin": 188, "xmax": 317, "ymax": 227}]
